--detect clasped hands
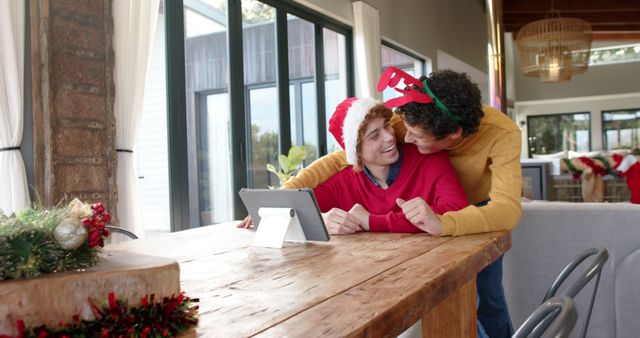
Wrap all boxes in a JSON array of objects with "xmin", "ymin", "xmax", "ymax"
[{"xmin": 236, "ymin": 197, "xmax": 443, "ymax": 236}]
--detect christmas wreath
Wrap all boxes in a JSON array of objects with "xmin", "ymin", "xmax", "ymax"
[
  {"xmin": 0, "ymin": 198, "xmax": 111, "ymax": 280},
  {"xmin": 2, "ymin": 291, "xmax": 199, "ymax": 338}
]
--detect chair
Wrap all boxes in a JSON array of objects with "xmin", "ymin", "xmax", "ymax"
[
  {"xmin": 105, "ymin": 225, "xmax": 139, "ymax": 239},
  {"xmin": 535, "ymin": 247, "xmax": 609, "ymax": 338},
  {"xmin": 512, "ymin": 295, "xmax": 578, "ymax": 338}
]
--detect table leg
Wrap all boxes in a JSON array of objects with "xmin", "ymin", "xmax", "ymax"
[{"xmin": 422, "ymin": 277, "xmax": 477, "ymax": 338}]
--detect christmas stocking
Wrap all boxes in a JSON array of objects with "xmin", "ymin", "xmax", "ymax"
[
  {"xmin": 581, "ymin": 168, "xmax": 605, "ymax": 202},
  {"xmin": 617, "ymin": 155, "xmax": 640, "ymax": 204}
]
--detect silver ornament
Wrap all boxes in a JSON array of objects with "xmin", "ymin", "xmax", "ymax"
[{"xmin": 53, "ymin": 218, "xmax": 88, "ymax": 250}]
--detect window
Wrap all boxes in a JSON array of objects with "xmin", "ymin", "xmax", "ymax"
[
  {"xmin": 242, "ymin": 1, "xmax": 279, "ymax": 189},
  {"xmin": 247, "ymin": 85, "xmax": 280, "ymax": 188},
  {"xmin": 590, "ymin": 44, "xmax": 640, "ymax": 66},
  {"xmin": 287, "ymin": 15, "xmax": 317, "ymax": 164},
  {"xmin": 527, "ymin": 113, "xmax": 591, "ymax": 156},
  {"xmin": 602, "ymin": 108, "xmax": 640, "ymax": 150},
  {"xmin": 323, "ymin": 28, "xmax": 349, "ymax": 153},
  {"xmin": 161, "ymin": 0, "xmax": 353, "ymax": 229},
  {"xmin": 380, "ymin": 41, "xmax": 426, "ymax": 102}
]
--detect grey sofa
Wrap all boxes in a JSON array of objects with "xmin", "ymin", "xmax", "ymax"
[{"xmin": 503, "ymin": 202, "xmax": 640, "ymax": 338}]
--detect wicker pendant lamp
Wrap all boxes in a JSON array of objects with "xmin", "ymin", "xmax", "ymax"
[{"xmin": 516, "ymin": 2, "xmax": 592, "ymax": 83}]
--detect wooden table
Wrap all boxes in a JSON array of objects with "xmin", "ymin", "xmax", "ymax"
[{"xmin": 106, "ymin": 223, "xmax": 510, "ymax": 337}]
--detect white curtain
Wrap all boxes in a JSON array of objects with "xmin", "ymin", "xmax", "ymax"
[
  {"xmin": 0, "ymin": 0, "xmax": 29, "ymax": 215},
  {"xmin": 352, "ymin": 1, "xmax": 381, "ymax": 99},
  {"xmin": 206, "ymin": 94, "xmax": 234, "ymax": 224},
  {"xmin": 113, "ymin": 0, "xmax": 159, "ymax": 237}
]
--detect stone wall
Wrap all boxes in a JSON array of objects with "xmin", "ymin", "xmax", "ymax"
[{"xmin": 29, "ymin": 0, "xmax": 118, "ymax": 221}]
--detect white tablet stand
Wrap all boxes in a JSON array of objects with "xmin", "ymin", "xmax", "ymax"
[{"xmin": 251, "ymin": 207, "xmax": 306, "ymax": 248}]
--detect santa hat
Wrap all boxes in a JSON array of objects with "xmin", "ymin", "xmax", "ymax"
[
  {"xmin": 328, "ymin": 97, "xmax": 379, "ymax": 165},
  {"xmin": 616, "ymin": 154, "xmax": 640, "ymax": 204}
]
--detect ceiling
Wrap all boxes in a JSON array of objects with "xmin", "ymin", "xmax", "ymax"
[{"xmin": 503, "ymin": 0, "xmax": 640, "ymax": 41}]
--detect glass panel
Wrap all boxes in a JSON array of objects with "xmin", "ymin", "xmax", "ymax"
[
  {"xmin": 248, "ymin": 86, "xmax": 279, "ymax": 188},
  {"xmin": 183, "ymin": 0, "xmax": 234, "ymax": 225},
  {"xmin": 138, "ymin": 5, "xmax": 170, "ymax": 237},
  {"xmin": 302, "ymin": 81, "xmax": 318, "ymax": 161},
  {"xmin": 602, "ymin": 109, "xmax": 640, "ymax": 150},
  {"xmin": 288, "ymin": 15, "xmax": 317, "ymax": 162},
  {"xmin": 590, "ymin": 44, "xmax": 640, "ymax": 66},
  {"xmin": 243, "ymin": 0, "xmax": 278, "ymax": 188},
  {"xmin": 381, "ymin": 44, "xmax": 423, "ymax": 102},
  {"xmin": 198, "ymin": 93, "xmax": 233, "ymax": 225},
  {"xmin": 323, "ymin": 28, "xmax": 348, "ymax": 153},
  {"xmin": 289, "ymin": 84, "xmax": 296, "ymax": 146},
  {"xmin": 527, "ymin": 113, "xmax": 591, "ymax": 156},
  {"xmin": 184, "ymin": 5, "xmax": 225, "ymax": 38}
]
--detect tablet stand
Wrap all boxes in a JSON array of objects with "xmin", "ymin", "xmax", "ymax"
[{"xmin": 252, "ymin": 207, "xmax": 306, "ymax": 248}]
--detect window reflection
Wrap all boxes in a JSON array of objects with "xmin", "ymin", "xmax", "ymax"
[
  {"xmin": 602, "ymin": 109, "xmax": 640, "ymax": 150},
  {"xmin": 288, "ymin": 15, "xmax": 318, "ymax": 163},
  {"xmin": 248, "ymin": 86, "xmax": 279, "ymax": 188},
  {"xmin": 381, "ymin": 44, "xmax": 424, "ymax": 102},
  {"xmin": 243, "ymin": 1, "xmax": 280, "ymax": 189},
  {"xmin": 527, "ymin": 113, "xmax": 591, "ymax": 156}
]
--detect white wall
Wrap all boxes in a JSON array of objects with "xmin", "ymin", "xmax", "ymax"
[
  {"xmin": 437, "ymin": 49, "xmax": 489, "ymax": 105},
  {"xmin": 298, "ymin": 0, "xmax": 489, "ymax": 75},
  {"xmin": 296, "ymin": 0, "xmax": 353, "ymax": 26}
]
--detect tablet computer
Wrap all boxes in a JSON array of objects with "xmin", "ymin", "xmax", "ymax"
[{"xmin": 238, "ymin": 188, "xmax": 330, "ymax": 242}]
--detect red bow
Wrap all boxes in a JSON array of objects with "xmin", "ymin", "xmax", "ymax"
[{"xmin": 377, "ymin": 66, "xmax": 433, "ymax": 109}]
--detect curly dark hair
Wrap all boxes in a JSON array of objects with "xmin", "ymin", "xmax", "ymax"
[{"xmin": 398, "ymin": 69, "xmax": 484, "ymax": 139}]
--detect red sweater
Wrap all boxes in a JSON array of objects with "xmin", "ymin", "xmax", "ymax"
[{"xmin": 313, "ymin": 144, "xmax": 469, "ymax": 233}]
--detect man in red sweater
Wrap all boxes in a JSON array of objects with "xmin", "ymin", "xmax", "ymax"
[{"xmin": 314, "ymin": 97, "xmax": 468, "ymax": 234}]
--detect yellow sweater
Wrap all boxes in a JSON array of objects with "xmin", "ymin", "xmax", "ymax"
[{"xmin": 283, "ymin": 105, "xmax": 522, "ymax": 236}]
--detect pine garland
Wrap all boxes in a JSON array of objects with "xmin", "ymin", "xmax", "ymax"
[
  {"xmin": 3, "ymin": 291, "xmax": 199, "ymax": 338},
  {"xmin": 0, "ymin": 200, "xmax": 110, "ymax": 280}
]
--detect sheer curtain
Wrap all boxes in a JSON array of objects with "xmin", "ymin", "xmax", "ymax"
[
  {"xmin": 0, "ymin": 0, "xmax": 29, "ymax": 214},
  {"xmin": 352, "ymin": 1, "xmax": 381, "ymax": 99},
  {"xmin": 113, "ymin": 0, "xmax": 159, "ymax": 237},
  {"xmin": 208, "ymin": 94, "xmax": 233, "ymax": 224}
]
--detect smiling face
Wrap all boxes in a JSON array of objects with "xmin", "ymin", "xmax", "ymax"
[
  {"xmin": 358, "ymin": 117, "xmax": 399, "ymax": 168},
  {"xmin": 403, "ymin": 121, "xmax": 462, "ymax": 154}
]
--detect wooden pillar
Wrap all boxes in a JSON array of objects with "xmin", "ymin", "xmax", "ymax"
[
  {"xmin": 486, "ymin": 0, "xmax": 507, "ymax": 113},
  {"xmin": 29, "ymin": 0, "xmax": 118, "ymax": 219}
]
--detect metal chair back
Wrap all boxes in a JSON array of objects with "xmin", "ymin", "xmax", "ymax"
[
  {"xmin": 105, "ymin": 225, "xmax": 139, "ymax": 239},
  {"xmin": 513, "ymin": 295, "xmax": 578, "ymax": 338},
  {"xmin": 536, "ymin": 247, "xmax": 609, "ymax": 338}
]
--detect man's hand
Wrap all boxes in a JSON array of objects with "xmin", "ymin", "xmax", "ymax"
[
  {"xmin": 322, "ymin": 208, "xmax": 363, "ymax": 235},
  {"xmin": 396, "ymin": 197, "xmax": 443, "ymax": 235},
  {"xmin": 237, "ymin": 215, "xmax": 254, "ymax": 229},
  {"xmin": 348, "ymin": 203, "xmax": 370, "ymax": 231}
]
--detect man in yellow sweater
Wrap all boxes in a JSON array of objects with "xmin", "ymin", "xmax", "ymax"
[{"xmin": 281, "ymin": 69, "xmax": 522, "ymax": 338}]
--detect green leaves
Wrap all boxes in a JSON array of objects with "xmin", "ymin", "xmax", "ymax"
[
  {"xmin": 266, "ymin": 145, "xmax": 308, "ymax": 187},
  {"xmin": 266, "ymin": 163, "xmax": 290, "ymax": 185},
  {"xmin": 287, "ymin": 146, "xmax": 307, "ymax": 169},
  {"xmin": 0, "ymin": 206, "xmax": 101, "ymax": 280},
  {"xmin": 278, "ymin": 154, "xmax": 290, "ymax": 173}
]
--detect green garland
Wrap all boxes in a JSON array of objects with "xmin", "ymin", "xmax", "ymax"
[
  {"xmin": 0, "ymin": 201, "xmax": 108, "ymax": 280},
  {"xmin": 5, "ymin": 291, "xmax": 199, "ymax": 338}
]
